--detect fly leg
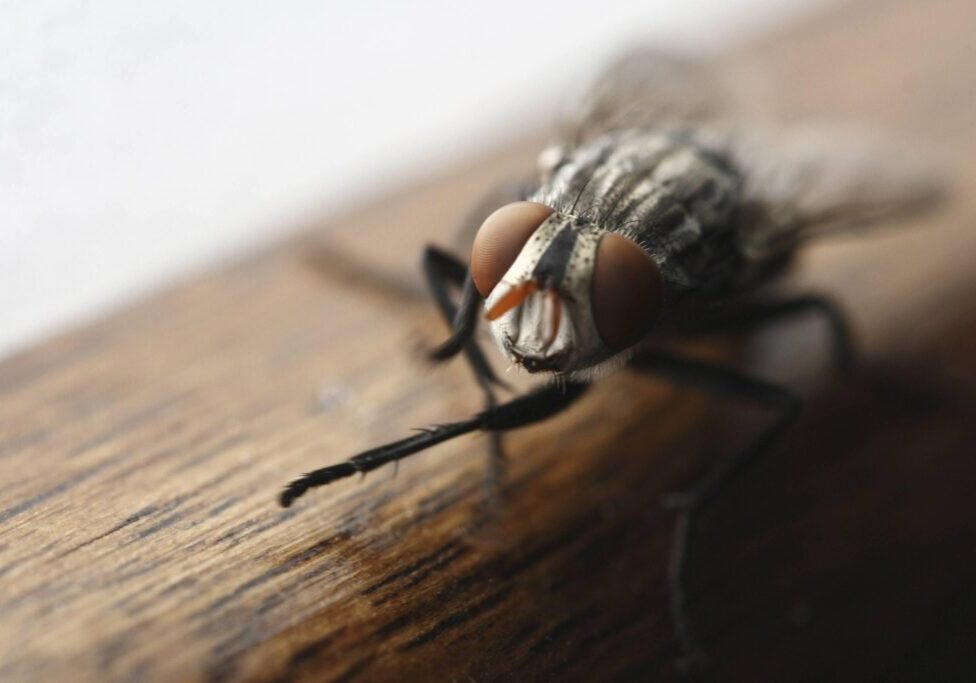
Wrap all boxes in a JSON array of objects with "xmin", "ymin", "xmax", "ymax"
[
  {"xmin": 692, "ymin": 294, "xmax": 854, "ymax": 371},
  {"xmin": 422, "ymin": 246, "xmax": 509, "ymax": 504},
  {"xmin": 422, "ymin": 247, "xmax": 496, "ymax": 368},
  {"xmin": 698, "ymin": 295, "xmax": 947, "ymax": 409},
  {"xmin": 629, "ymin": 351, "xmax": 800, "ymax": 674},
  {"xmin": 281, "ymin": 380, "xmax": 589, "ymax": 507}
]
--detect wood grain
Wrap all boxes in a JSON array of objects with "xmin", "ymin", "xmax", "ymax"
[{"xmin": 3, "ymin": 0, "xmax": 976, "ymax": 680}]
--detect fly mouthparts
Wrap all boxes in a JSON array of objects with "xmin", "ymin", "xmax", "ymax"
[{"xmin": 486, "ymin": 280, "xmax": 539, "ymax": 320}]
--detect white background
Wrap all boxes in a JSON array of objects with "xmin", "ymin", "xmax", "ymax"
[{"xmin": 0, "ymin": 0, "xmax": 826, "ymax": 360}]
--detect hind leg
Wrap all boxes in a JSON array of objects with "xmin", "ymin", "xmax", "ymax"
[{"xmin": 630, "ymin": 351, "xmax": 800, "ymax": 673}]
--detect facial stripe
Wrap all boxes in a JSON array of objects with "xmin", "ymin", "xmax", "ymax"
[{"xmin": 531, "ymin": 223, "xmax": 579, "ymax": 288}]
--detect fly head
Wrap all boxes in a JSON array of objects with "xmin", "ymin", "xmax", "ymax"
[{"xmin": 470, "ymin": 202, "xmax": 662, "ymax": 375}]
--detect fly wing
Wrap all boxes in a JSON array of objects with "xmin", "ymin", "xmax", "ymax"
[
  {"xmin": 551, "ymin": 49, "xmax": 945, "ymax": 261},
  {"xmin": 733, "ymin": 124, "xmax": 946, "ymax": 259},
  {"xmin": 557, "ymin": 49, "xmax": 741, "ymax": 145}
]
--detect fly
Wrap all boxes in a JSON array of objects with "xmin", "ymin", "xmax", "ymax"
[{"xmin": 279, "ymin": 50, "xmax": 942, "ymax": 672}]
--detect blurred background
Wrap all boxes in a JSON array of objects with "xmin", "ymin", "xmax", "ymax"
[{"xmin": 0, "ymin": 0, "xmax": 832, "ymax": 360}]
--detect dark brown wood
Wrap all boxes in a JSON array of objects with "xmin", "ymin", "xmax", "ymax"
[{"xmin": 3, "ymin": 0, "xmax": 976, "ymax": 680}]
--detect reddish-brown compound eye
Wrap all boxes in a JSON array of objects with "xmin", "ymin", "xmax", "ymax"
[
  {"xmin": 591, "ymin": 233, "xmax": 663, "ymax": 351},
  {"xmin": 470, "ymin": 202, "xmax": 553, "ymax": 297}
]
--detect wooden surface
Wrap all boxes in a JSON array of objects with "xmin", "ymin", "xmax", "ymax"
[{"xmin": 3, "ymin": 0, "xmax": 976, "ymax": 680}]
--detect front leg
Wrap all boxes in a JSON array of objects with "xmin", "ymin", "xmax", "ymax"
[
  {"xmin": 281, "ymin": 380, "xmax": 589, "ymax": 507},
  {"xmin": 630, "ymin": 350, "xmax": 800, "ymax": 674},
  {"xmin": 422, "ymin": 247, "xmax": 492, "ymax": 367},
  {"xmin": 422, "ymin": 246, "xmax": 508, "ymax": 503}
]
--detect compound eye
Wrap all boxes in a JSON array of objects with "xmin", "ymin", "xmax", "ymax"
[
  {"xmin": 591, "ymin": 233, "xmax": 662, "ymax": 351},
  {"xmin": 470, "ymin": 202, "xmax": 553, "ymax": 297}
]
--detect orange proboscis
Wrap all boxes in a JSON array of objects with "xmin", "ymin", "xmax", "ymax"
[
  {"xmin": 486, "ymin": 281, "xmax": 538, "ymax": 321},
  {"xmin": 543, "ymin": 290, "xmax": 562, "ymax": 351}
]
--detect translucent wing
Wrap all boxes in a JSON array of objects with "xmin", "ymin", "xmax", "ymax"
[
  {"xmin": 557, "ymin": 49, "xmax": 945, "ymax": 257},
  {"xmin": 733, "ymin": 124, "xmax": 947, "ymax": 259},
  {"xmin": 557, "ymin": 49, "xmax": 740, "ymax": 145}
]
